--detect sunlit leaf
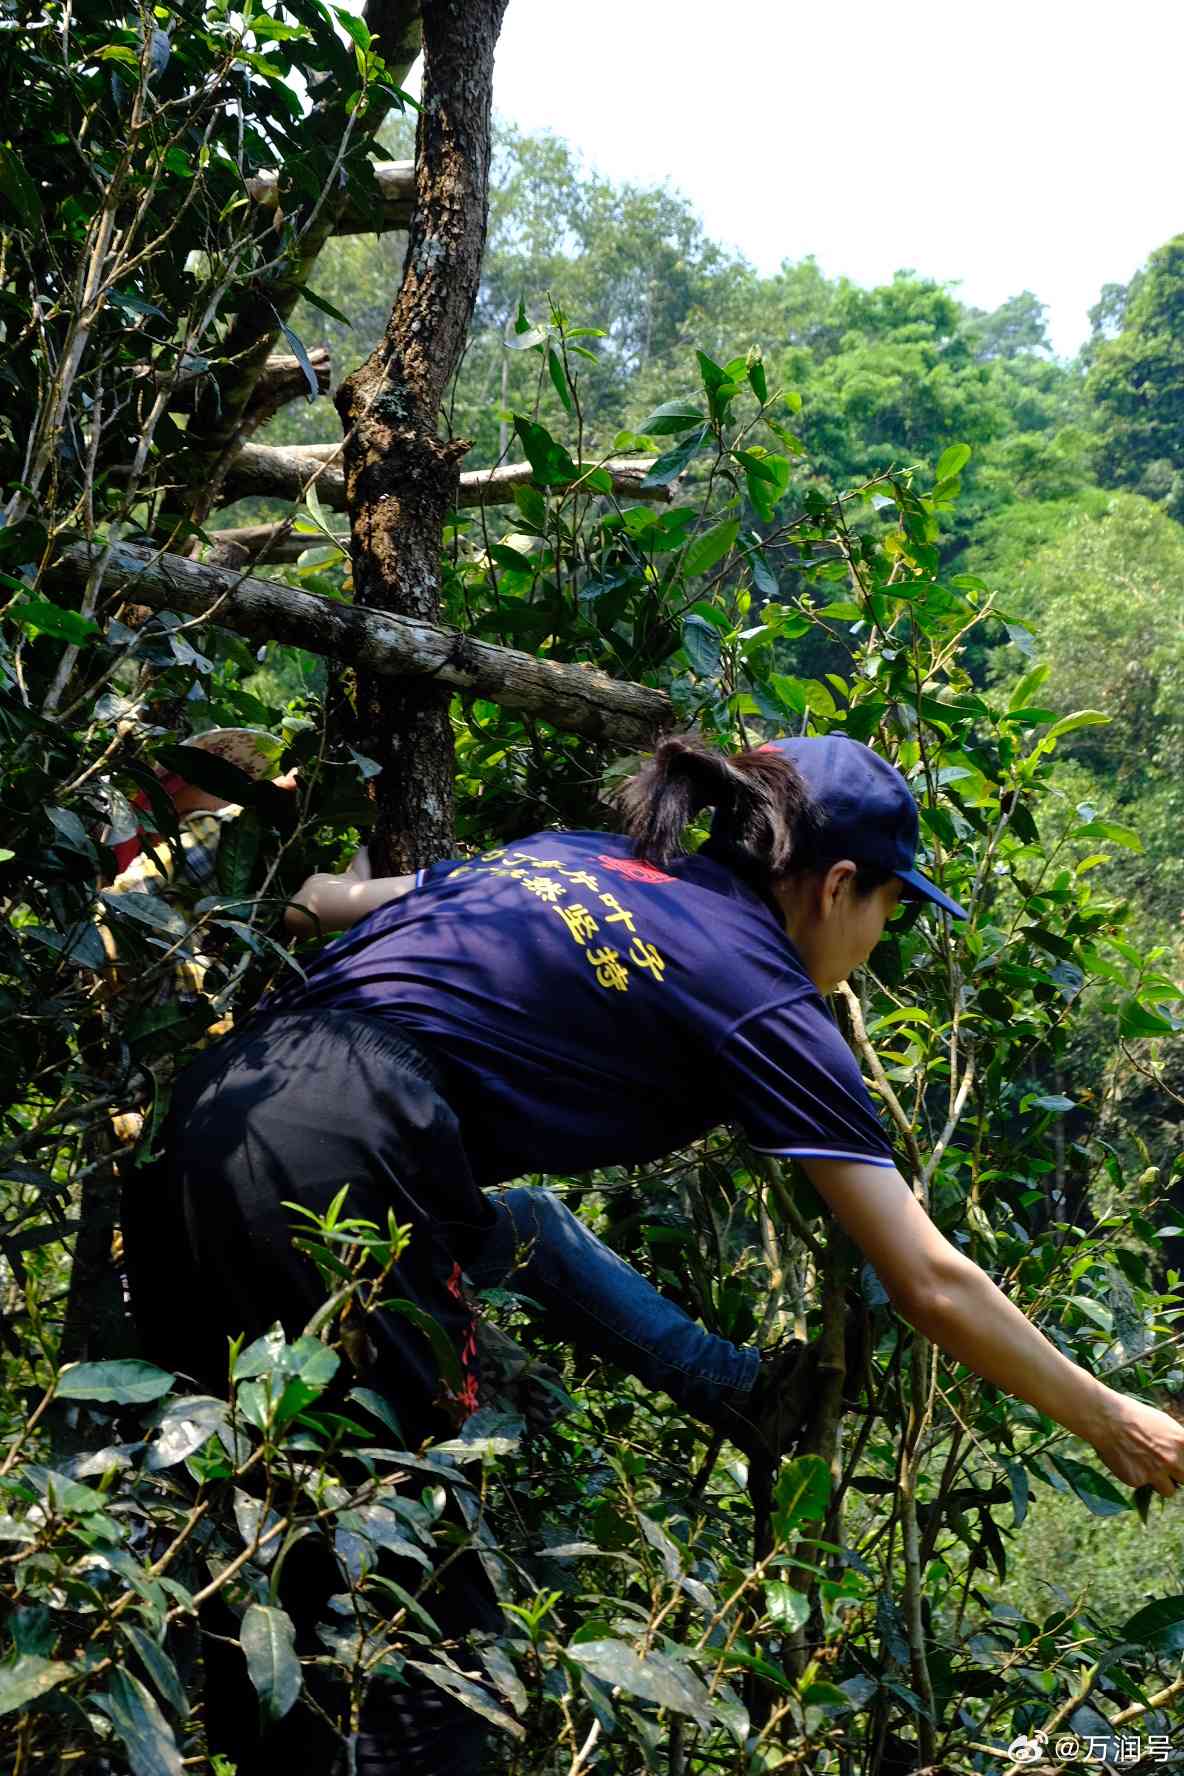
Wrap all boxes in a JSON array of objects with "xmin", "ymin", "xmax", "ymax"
[
  {"xmin": 57, "ymin": 1360, "xmax": 175, "ymax": 1405},
  {"xmin": 241, "ymin": 1605, "xmax": 302, "ymax": 1721}
]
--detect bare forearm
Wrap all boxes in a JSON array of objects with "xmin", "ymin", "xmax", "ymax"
[
  {"xmin": 804, "ymin": 1159, "xmax": 1184, "ymax": 1492},
  {"xmin": 285, "ymin": 871, "xmax": 415, "ymax": 936},
  {"xmin": 903, "ymin": 1256, "xmax": 1109, "ymax": 1443}
]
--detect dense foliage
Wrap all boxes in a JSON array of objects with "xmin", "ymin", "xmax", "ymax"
[{"xmin": 1, "ymin": 8, "xmax": 1183, "ymax": 1775}]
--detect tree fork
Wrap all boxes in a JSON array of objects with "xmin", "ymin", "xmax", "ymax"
[{"xmin": 333, "ymin": 0, "xmax": 510, "ymax": 872}]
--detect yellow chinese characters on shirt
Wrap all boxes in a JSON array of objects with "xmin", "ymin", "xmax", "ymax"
[{"xmin": 453, "ymin": 848, "xmax": 669, "ymax": 993}]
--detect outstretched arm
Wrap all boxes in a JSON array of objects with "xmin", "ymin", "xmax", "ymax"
[
  {"xmin": 285, "ymin": 845, "xmax": 416, "ymax": 937},
  {"xmin": 803, "ymin": 1158, "xmax": 1184, "ymax": 1497}
]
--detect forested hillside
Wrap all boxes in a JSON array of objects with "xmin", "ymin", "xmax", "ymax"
[{"xmin": 2, "ymin": 12, "xmax": 1183, "ymax": 1774}]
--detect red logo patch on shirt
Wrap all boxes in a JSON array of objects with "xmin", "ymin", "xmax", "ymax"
[{"xmin": 597, "ymin": 854, "xmax": 673, "ymax": 884}]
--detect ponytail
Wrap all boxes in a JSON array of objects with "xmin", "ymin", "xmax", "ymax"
[{"xmin": 615, "ymin": 736, "xmax": 819, "ymax": 888}]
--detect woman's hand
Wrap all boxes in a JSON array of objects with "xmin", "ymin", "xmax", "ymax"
[
  {"xmin": 802, "ymin": 1159, "xmax": 1184, "ymax": 1500},
  {"xmin": 1089, "ymin": 1391, "xmax": 1184, "ymax": 1496}
]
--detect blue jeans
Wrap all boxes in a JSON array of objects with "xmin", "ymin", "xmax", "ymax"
[{"xmin": 466, "ymin": 1188, "xmax": 760, "ymax": 1427}]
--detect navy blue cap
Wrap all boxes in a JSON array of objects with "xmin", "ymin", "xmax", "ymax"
[{"xmin": 761, "ymin": 735, "xmax": 968, "ymax": 919}]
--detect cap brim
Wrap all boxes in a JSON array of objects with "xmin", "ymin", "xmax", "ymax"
[{"xmin": 897, "ymin": 868, "xmax": 968, "ymax": 920}]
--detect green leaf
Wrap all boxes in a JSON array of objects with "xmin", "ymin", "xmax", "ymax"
[
  {"xmin": 547, "ymin": 347, "xmax": 573, "ymax": 414},
  {"xmin": 216, "ymin": 809, "xmax": 262, "ymax": 900},
  {"xmin": 146, "ymin": 1396, "xmax": 230, "ymax": 1470},
  {"xmin": 407, "ymin": 1661, "xmax": 525, "ymax": 1736},
  {"xmin": 504, "ymin": 325, "xmax": 546, "ymax": 351},
  {"xmin": 121, "ymin": 1628, "xmax": 187, "ymax": 1717},
  {"xmin": 1120, "ymin": 1594, "xmax": 1184, "ymax": 1653},
  {"xmin": 1074, "ymin": 818, "xmax": 1143, "ymax": 853},
  {"xmin": 681, "ymin": 614, "xmax": 722, "ymax": 678},
  {"xmin": 11, "ymin": 600, "xmax": 101, "ymax": 645},
  {"xmin": 747, "ymin": 357, "xmax": 768, "ymax": 404},
  {"xmin": 1043, "ymin": 709, "xmax": 1112, "ymax": 742},
  {"xmin": 935, "ymin": 444, "xmax": 971, "ymax": 481},
  {"xmin": 241, "ymin": 1605, "xmax": 302, "ymax": 1722},
  {"xmin": 683, "ymin": 519, "xmax": 739, "ymax": 579},
  {"xmin": 1008, "ymin": 662, "xmax": 1051, "ymax": 711},
  {"xmin": 1007, "ymin": 1462, "xmax": 1029, "ymax": 1528},
  {"xmin": 733, "ymin": 449, "xmax": 780, "ymax": 484},
  {"xmin": 512, "ymin": 416, "xmax": 578, "ymax": 487},
  {"xmin": 46, "ymin": 806, "xmax": 95, "ymax": 855},
  {"xmin": 764, "ymin": 1581, "xmax": 810, "ymax": 1630},
  {"xmin": 685, "ymin": 600, "xmax": 730, "ymax": 633},
  {"xmin": 749, "ymin": 549, "xmax": 779, "ymax": 599},
  {"xmin": 641, "ymin": 425, "xmax": 708, "ymax": 488},
  {"xmin": 567, "ymin": 1640, "xmax": 712, "ymax": 1728},
  {"xmin": 639, "ymin": 400, "xmax": 707, "ymax": 436},
  {"xmin": 511, "ymin": 483, "xmax": 548, "ymax": 530},
  {"xmin": 766, "ymin": 673, "xmax": 808, "ymax": 716},
  {"xmin": 717, "ymin": 1647, "xmax": 794, "ymax": 1692},
  {"xmin": 1048, "ymin": 1455, "xmax": 1130, "ymax": 1517},
  {"xmin": 333, "ymin": 5, "xmax": 371, "ymax": 51},
  {"xmin": 113, "ymin": 289, "xmax": 169, "ymax": 322},
  {"xmin": 56, "ymin": 1359, "xmax": 175, "ymax": 1404},
  {"xmin": 773, "ymin": 1455, "xmax": 831, "ymax": 1533},
  {"xmin": 1068, "ymin": 1295, "xmax": 1113, "ymax": 1333},
  {"xmin": 695, "ymin": 350, "xmax": 727, "ymax": 394},
  {"xmin": 274, "ymin": 317, "xmax": 320, "ymax": 401},
  {"xmin": 0, "ymin": 1653, "xmax": 73, "ymax": 1716},
  {"xmin": 1118, "ymin": 999, "xmax": 1177, "ymax": 1039},
  {"xmin": 26, "ymin": 1466, "xmax": 110, "ymax": 1515},
  {"xmin": 0, "ymin": 145, "xmax": 41, "ymax": 226},
  {"xmin": 99, "ymin": 890, "xmax": 188, "ymax": 938},
  {"xmin": 383, "ymin": 1299, "xmax": 465, "ymax": 1393},
  {"xmin": 802, "ymin": 678, "xmax": 837, "ymax": 718},
  {"xmin": 96, "ymin": 1668, "xmax": 184, "ymax": 1776},
  {"xmin": 301, "ymin": 286, "xmax": 352, "ymax": 326}
]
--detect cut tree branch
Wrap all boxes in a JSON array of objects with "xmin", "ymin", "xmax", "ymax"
[
  {"xmin": 247, "ymin": 161, "xmax": 414, "ymax": 236},
  {"xmin": 218, "ymin": 446, "xmax": 669, "ymax": 515},
  {"xmin": 56, "ymin": 541, "xmax": 673, "ymax": 749},
  {"xmin": 167, "ymin": 351, "xmax": 331, "ymax": 416}
]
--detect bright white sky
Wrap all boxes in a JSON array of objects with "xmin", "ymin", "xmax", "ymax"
[{"xmin": 405, "ymin": 0, "xmax": 1183, "ymax": 359}]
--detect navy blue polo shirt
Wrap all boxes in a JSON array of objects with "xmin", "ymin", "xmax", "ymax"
[{"xmin": 271, "ymin": 832, "xmax": 896, "ymax": 1186}]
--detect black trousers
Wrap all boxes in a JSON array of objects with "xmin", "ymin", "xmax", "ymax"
[{"xmin": 123, "ymin": 1010, "xmax": 503, "ymax": 1775}]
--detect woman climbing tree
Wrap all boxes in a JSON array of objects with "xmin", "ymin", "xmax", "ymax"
[{"xmin": 123, "ymin": 733, "xmax": 1184, "ymax": 1776}]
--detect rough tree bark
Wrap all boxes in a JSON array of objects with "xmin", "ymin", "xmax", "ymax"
[{"xmin": 333, "ymin": 0, "xmax": 510, "ymax": 872}]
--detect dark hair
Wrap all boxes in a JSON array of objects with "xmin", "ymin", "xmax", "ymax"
[
  {"xmin": 851, "ymin": 860, "xmax": 897, "ymax": 896},
  {"xmin": 616, "ymin": 737, "xmax": 821, "ymax": 891}
]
